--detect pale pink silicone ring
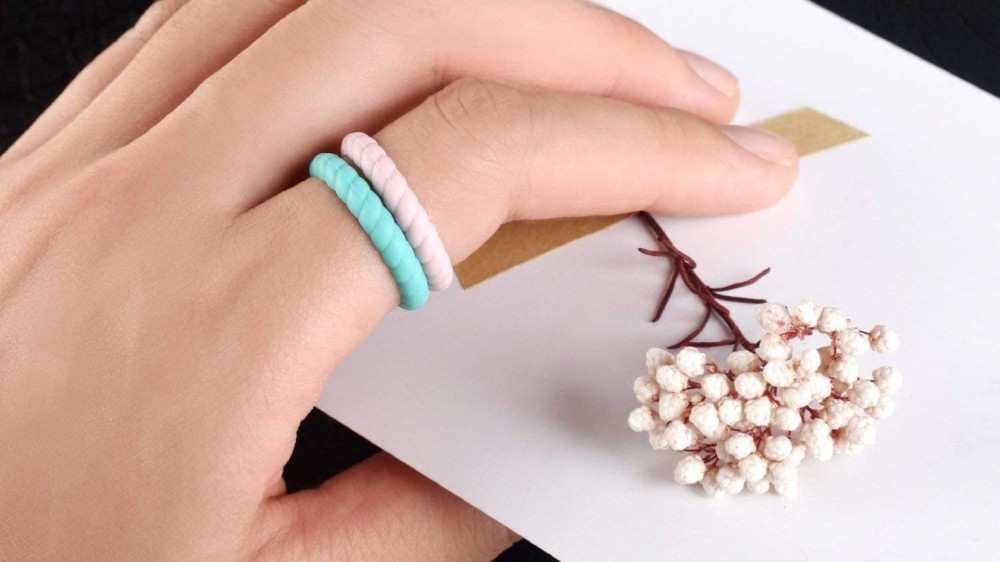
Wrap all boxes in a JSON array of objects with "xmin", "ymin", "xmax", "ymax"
[{"xmin": 341, "ymin": 132, "xmax": 454, "ymax": 291}]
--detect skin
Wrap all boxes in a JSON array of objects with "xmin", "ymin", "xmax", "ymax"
[{"xmin": 0, "ymin": 0, "xmax": 798, "ymax": 559}]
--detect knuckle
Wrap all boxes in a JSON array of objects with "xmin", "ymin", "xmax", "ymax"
[
  {"xmin": 420, "ymin": 78, "xmax": 541, "ymax": 221},
  {"xmin": 428, "ymin": 77, "xmax": 536, "ymax": 151}
]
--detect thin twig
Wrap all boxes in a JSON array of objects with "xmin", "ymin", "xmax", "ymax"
[
  {"xmin": 635, "ymin": 211, "xmax": 770, "ymax": 352},
  {"xmin": 669, "ymin": 307, "xmax": 712, "ymax": 348},
  {"xmin": 638, "ymin": 248, "xmax": 668, "ymax": 257},
  {"xmin": 710, "ymin": 268, "xmax": 771, "ymax": 292},
  {"xmin": 652, "ymin": 268, "xmax": 681, "ymax": 322},
  {"xmin": 713, "ymin": 294, "xmax": 768, "ymax": 305}
]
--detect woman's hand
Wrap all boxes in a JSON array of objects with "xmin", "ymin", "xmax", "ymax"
[{"xmin": 0, "ymin": 0, "xmax": 796, "ymax": 559}]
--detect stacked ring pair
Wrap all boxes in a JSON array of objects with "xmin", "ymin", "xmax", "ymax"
[{"xmin": 309, "ymin": 133, "xmax": 453, "ymax": 310}]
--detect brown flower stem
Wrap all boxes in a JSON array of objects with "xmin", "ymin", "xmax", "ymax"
[
  {"xmin": 676, "ymin": 241, "xmax": 756, "ymax": 350},
  {"xmin": 669, "ymin": 307, "xmax": 713, "ymax": 348},
  {"xmin": 712, "ymin": 294, "xmax": 768, "ymax": 305},
  {"xmin": 766, "ymin": 385, "xmax": 779, "ymax": 401},
  {"xmin": 636, "ymin": 213, "xmax": 697, "ymax": 268},
  {"xmin": 636, "ymin": 211, "xmax": 768, "ymax": 352},
  {"xmin": 685, "ymin": 339, "xmax": 737, "ymax": 348},
  {"xmin": 638, "ymin": 248, "xmax": 668, "ymax": 257},
  {"xmin": 710, "ymin": 268, "xmax": 772, "ymax": 292},
  {"xmin": 652, "ymin": 268, "xmax": 681, "ymax": 322}
]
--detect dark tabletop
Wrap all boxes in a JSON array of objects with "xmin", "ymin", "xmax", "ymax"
[{"xmin": 2, "ymin": 1, "xmax": 997, "ymax": 560}]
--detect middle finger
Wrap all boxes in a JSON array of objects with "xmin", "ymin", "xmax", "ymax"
[{"xmin": 128, "ymin": 0, "xmax": 740, "ymax": 215}]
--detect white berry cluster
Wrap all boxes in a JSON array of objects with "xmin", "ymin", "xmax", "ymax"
[{"xmin": 627, "ymin": 302, "xmax": 901, "ymax": 496}]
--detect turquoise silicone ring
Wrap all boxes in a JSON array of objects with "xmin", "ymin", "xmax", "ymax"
[{"xmin": 309, "ymin": 153, "xmax": 429, "ymax": 310}]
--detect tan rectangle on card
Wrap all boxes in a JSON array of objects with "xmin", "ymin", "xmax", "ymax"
[
  {"xmin": 454, "ymin": 108, "xmax": 866, "ymax": 288},
  {"xmin": 754, "ymin": 107, "xmax": 867, "ymax": 156},
  {"xmin": 453, "ymin": 215, "xmax": 629, "ymax": 288}
]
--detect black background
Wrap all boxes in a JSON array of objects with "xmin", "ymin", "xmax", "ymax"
[{"xmin": 2, "ymin": 1, "xmax": 997, "ymax": 560}]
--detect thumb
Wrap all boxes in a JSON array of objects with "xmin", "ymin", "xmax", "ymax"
[{"xmin": 257, "ymin": 453, "xmax": 518, "ymax": 561}]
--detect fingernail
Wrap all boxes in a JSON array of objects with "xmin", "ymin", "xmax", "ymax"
[
  {"xmin": 680, "ymin": 51, "xmax": 739, "ymax": 98},
  {"xmin": 721, "ymin": 126, "xmax": 798, "ymax": 166}
]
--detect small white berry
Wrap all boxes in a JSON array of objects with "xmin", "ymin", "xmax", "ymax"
[
  {"xmin": 717, "ymin": 397, "xmax": 743, "ymax": 426},
  {"xmin": 770, "ymin": 461, "xmax": 799, "ymax": 496},
  {"xmin": 701, "ymin": 468, "xmax": 725, "ymax": 497},
  {"xmin": 655, "ymin": 365, "xmax": 689, "ymax": 393},
  {"xmin": 834, "ymin": 328, "xmax": 870, "ymax": 356},
  {"xmin": 793, "ymin": 300, "xmax": 821, "ymax": 328},
  {"xmin": 788, "ymin": 444, "xmax": 807, "ymax": 466},
  {"xmin": 715, "ymin": 440, "xmax": 735, "ymax": 463},
  {"xmin": 756, "ymin": 303, "xmax": 793, "ymax": 334},
  {"xmin": 827, "ymin": 356, "xmax": 860, "ymax": 384},
  {"xmin": 805, "ymin": 373, "xmax": 833, "ymax": 401},
  {"xmin": 675, "ymin": 347, "xmax": 707, "ymax": 376},
  {"xmin": 763, "ymin": 361, "xmax": 796, "ymax": 388},
  {"xmin": 689, "ymin": 403, "xmax": 722, "ymax": 439},
  {"xmin": 840, "ymin": 416, "xmax": 876, "ymax": 455},
  {"xmin": 633, "ymin": 375, "xmax": 659, "ymax": 404},
  {"xmin": 744, "ymin": 397, "xmax": 774, "ymax": 426},
  {"xmin": 628, "ymin": 406, "xmax": 656, "ymax": 432},
  {"xmin": 724, "ymin": 432, "xmax": 756, "ymax": 460},
  {"xmin": 674, "ymin": 454, "xmax": 707, "ymax": 485},
  {"xmin": 657, "ymin": 392, "xmax": 689, "ymax": 421},
  {"xmin": 867, "ymin": 395, "xmax": 897, "ymax": 419},
  {"xmin": 800, "ymin": 419, "xmax": 834, "ymax": 461},
  {"xmin": 726, "ymin": 350, "xmax": 761, "ymax": 375},
  {"xmin": 868, "ymin": 325, "xmax": 900, "ymax": 353},
  {"xmin": 779, "ymin": 384, "xmax": 812, "ymax": 410},
  {"xmin": 773, "ymin": 407, "xmax": 802, "ymax": 431},
  {"xmin": 797, "ymin": 348, "xmax": 822, "ymax": 374},
  {"xmin": 764, "ymin": 435, "xmax": 793, "ymax": 461},
  {"xmin": 849, "ymin": 380, "xmax": 881, "ymax": 409},
  {"xmin": 817, "ymin": 307, "xmax": 849, "ymax": 334},
  {"xmin": 716, "ymin": 463, "xmax": 746, "ymax": 494},
  {"xmin": 846, "ymin": 415, "xmax": 877, "ymax": 448},
  {"xmin": 699, "ymin": 373, "xmax": 731, "ymax": 402},
  {"xmin": 873, "ymin": 366, "xmax": 903, "ymax": 395},
  {"xmin": 813, "ymin": 435, "xmax": 835, "ymax": 462},
  {"xmin": 739, "ymin": 453, "xmax": 769, "ymax": 482},
  {"xmin": 734, "ymin": 372, "xmax": 766, "ymax": 399},
  {"xmin": 662, "ymin": 420, "xmax": 697, "ymax": 451},
  {"xmin": 757, "ymin": 333, "xmax": 792, "ymax": 362},
  {"xmin": 820, "ymin": 398, "xmax": 856, "ymax": 429},
  {"xmin": 646, "ymin": 348, "xmax": 675, "ymax": 376},
  {"xmin": 747, "ymin": 477, "xmax": 771, "ymax": 494},
  {"xmin": 648, "ymin": 424, "xmax": 670, "ymax": 450}
]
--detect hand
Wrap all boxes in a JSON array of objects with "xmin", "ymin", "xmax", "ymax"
[{"xmin": 0, "ymin": 0, "xmax": 796, "ymax": 559}]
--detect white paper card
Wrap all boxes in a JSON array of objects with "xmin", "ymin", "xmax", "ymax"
[{"xmin": 317, "ymin": 0, "xmax": 1000, "ymax": 559}]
